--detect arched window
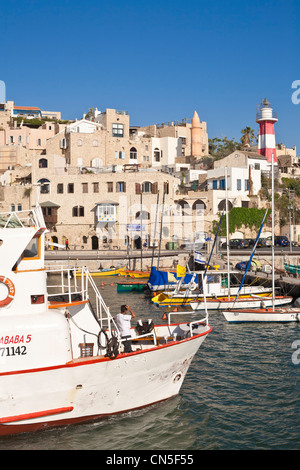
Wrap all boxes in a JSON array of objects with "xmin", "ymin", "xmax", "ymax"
[
  {"xmin": 142, "ymin": 181, "xmax": 152, "ymax": 193},
  {"xmin": 218, "ymin": 199, "xmax": 233, "ymax": 211},
  {"xmin": 38, "ymin": 178, "xmax": 50, "ymax": 194},
  {"xmin": 177, "ymin": 200, "xmax": 190, "ymax": 216},
  {"xmin": 93, "ymin": 140, "xmax": 98, "ymax": 147},
  {"xmin": 192, "ymin": 199, "xmax": 206, "ymax": 211},
  {"xmin": 135, "ymin": 210, "xmax": 150, "ymax": 220},
  {"xmin": 130, "ymin": 147, "xmax": 137, "ymax": 159},
  {"xmin": 39, "ymin": 158, "xmax": 48, "ymax": 168},
  {"xmin": 77, "ymin": 139, "xmax": 83, "ymax": 146},
  {"xmin": 154, "ymin": 148, "xmax": 160, "ymax": 162}
]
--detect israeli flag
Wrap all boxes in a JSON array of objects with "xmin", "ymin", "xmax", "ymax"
[{"xmin": 194, "ymin": 251, "xmax": 205, "ymax": 264}]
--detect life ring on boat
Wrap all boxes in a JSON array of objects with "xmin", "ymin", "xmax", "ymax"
[{"xmin": 0, "ymin": 276, "xmax": 15, "ymax": 307}]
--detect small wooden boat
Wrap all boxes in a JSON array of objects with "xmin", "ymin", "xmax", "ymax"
[
  {"xmin": 119, "ymin": 270, "xmax": 150, "ymax": 279},
  {"xmin": 284, "ymin": 262, "xmax": 300, "ymax": 275},
  {"xmin": 116, "ymin": 281, "xmax": 146, "ymax": 292},
  {"xmin": 75, "ymin": 266, "xmax": 127, "ymax": 277}
]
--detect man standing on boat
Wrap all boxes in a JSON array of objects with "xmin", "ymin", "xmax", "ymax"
[{"xmin": 114, "ymin": 305, "xmax": 136, "ymax": 353}]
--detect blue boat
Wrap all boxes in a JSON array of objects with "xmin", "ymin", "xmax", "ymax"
[{"xmin": 146, "ymin": 266, "xmax": 201, "ymax": 292}]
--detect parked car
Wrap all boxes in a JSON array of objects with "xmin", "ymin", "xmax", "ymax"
[
  {"xmin": 257, "ymin": 238, "xmax": 271, "ymax": 248},
  {"xmin": 274, "ymin": 236, "xmax": 289, "ymax": 247},
  {"xmin": 221, "ymin": 239, "xmax": 249, "ymax": 249},
  {"xmin": 244, "ymin": 238, "xmax": 256, "ymax": 248}
]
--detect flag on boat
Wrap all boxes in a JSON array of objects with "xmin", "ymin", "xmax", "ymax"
[
  {"xmin": 176, "ymin": 265, "xmax": 186, "ymax": 278},
  {"xmin": 194, "ymin": 251, "xmax": 205, "ymax": 264}
]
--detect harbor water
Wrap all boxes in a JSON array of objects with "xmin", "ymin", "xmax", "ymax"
[{"xmin": 1, "ymin": 277, "xmax": 300, "ymax": 450}]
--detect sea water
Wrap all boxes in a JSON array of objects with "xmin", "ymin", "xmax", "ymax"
[{"xmin": 1, "ymin": 279, "xmax": 300, "ymax": 450}]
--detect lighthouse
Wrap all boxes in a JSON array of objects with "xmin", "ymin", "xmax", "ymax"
[{"xmin": 256, "ymin": 98, "xmax": 278, "ymax": 163}]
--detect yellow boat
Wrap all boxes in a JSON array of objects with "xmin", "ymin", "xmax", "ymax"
[
  {"xmin": 75, "ymin": 266, "xmax": 127, "ymax": 277},
  {"xmin": 119, "ymin": 270, "xmax": 150, "ymax": 279}
]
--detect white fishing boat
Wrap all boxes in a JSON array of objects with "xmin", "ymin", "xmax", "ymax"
[
  {"xmin": 0, "ymin": 199, "xmax": 211, "ymax": 436},
  {"xmin": 153, "ymin": 270, "xmax": 278, "ymax": 308},
  {"xmin": 222, "ymin": 307, "xmax": 300, "ymax": 323},
  {"xmin": 189, "ymin": 294, "xmax": 292, "ymax": 311}
]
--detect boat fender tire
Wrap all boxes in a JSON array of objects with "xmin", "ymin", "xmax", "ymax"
[
  {"xmin": 105, "ymin": 336, "xmax": 119, "ymax": 359},
  {"xmin": 98, "ymin": 329, "xmax": 119, "ymax": 359},
  {"xmin": 0, "ymin": 276, "xmax": 15, "ymax": 307}
]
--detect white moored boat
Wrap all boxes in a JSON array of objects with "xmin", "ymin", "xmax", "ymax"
[
  {"xmin": 0, "ymin": 201, "xmax": 212, "ymax": 436},
  {"xmin": 222, "ymin": 307, "xmax": 300, "ymax": 323}
]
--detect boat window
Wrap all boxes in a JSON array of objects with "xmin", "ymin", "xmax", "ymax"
[{"xmin": 23, "ymin": 237, "xmax": 40, "ymax": 259}]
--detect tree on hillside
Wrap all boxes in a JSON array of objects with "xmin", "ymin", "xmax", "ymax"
[
  {"xmin": 240, "ymin": 126, "xmax": 257, "ymax": 147},
  {"xmin": 208, "ymin": 136, "xmax": 241, "ymax": 159}
]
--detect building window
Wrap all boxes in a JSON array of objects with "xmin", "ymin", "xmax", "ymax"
[
  {"xmin": 93, "ymin": 182, "xmax": 99, "ymax": 193},
  {"xmin": 10, "ymin": 204, "xmax": 15, "ymax": 211},
  {"xmin": 38, "ymin": 179, "xmax": 50, "ymax": 194},
  {"xmin": 245, "ymin": 179, "xmax": 249, "ymax": 191},
  {"xmin": 254, "ymin": 163, "xmax": 260, "ymax": 170},
  {"xmin": 57, "ymin": 183, "xmax": 64, "ymax": 194},
  {"xmin": 112, "ymin": 123, "xmax": 124, "ymax": 137},
  {"xmin": 77, "ymin": 139, "xmax": 83, "ymax": 146},
  {"xmin": 18, "ymin": 135, "xmax": 22, "ymax": 144},
  {"xmin": 107, "ymin": 182, "xmax": 113, "ymax": 192},
  {"xmin": 116, "ymin": 181, "xmax": 126, "ymax": 192},
  {"xmin": 68, "ymin": 183, "xmax": 74, "ymax": 193},
  {"xmin": 39, "ymin": 158, "xmax": 48, "ymax": 168},
  {"xmin": 82, "ymin": 183, "xmax": 88, "ymax": 193},
  {"xmin": 9, "ymin": 136, "xmax": 14, "ymax": 144},
  {"xmin": 142, "ymin": 181, "xmax": 152, "ymax": 193},
  {"xmin": 219, "ymin": 179, "xmax": 225, "ymax": 190},
  {"xmin": 130, "ymin": 147, "xmax": 137, "ymax": 159},
  {"xmin": 93, "ymin": 140, "xmax": 98, "ymax": 147},
  {"xmin": 37, "ymin": 139, "xmax": 42, "ymax": 146},
  {"xmin": 17, "ymin": 203, "xmax": 22, "ymax": 211},
  {"xmin": 237, "ymin": 179, "xmax": 241, "ymax": 191},
  {"xmin": 72, "ymin": 206, "xmax": 84, "ymax": 217},
  {"xmin": 212, "ymin": 180, "xmax": 218, "ymax": 189},
  {"xmin": 154, "ymin": 148, "xmax": 160, "ymax": 162}
]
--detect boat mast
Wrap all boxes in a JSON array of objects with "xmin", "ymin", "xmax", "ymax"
[
  {"xmin": 225, "ymin": 167, "xmax": 230, "ymax": 300},
  {"xmin": 157, "ymin": 189, "xmax": 165, "ymax": 270},
  {"xmin": 151, "ymin": 191, "xmax": 160, "ymax": 268},
  {"xmin": 272, "ymin": 152, "xmax": 275, "ymax": 311},
  {"xmin": 140, "ymin": 192, "xmax": 143, "ymax": 271}
]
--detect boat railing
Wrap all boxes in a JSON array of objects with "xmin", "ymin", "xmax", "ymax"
[
  {"xmin": 47, "ymin": 266, "xmax": 88, "ymax": 303},
  {"xmin": 0, "ymin": 208, "xmax": 42, "ymax": 230},
  {"xmin": 165, "ymin": 310, "xmax": 209, "ymax": 337},
  {"xmin": 82, "ymin": 267, "xmax": 119, "ymax": 335},
  {"xmin": 46, "ymin": 265, "xmax": 120, "ymax": 337}
]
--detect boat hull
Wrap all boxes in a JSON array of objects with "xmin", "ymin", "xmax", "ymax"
[
  {"xmin": 190, "ymin": 296, "xmax": 293, "ymax": 311},
  {"xmin": 117, "ymin": 282, "xmax": 146, "ymax": 292},
  {"xmin": 75, "ymin": 267, "xmax": 126, "ymax": 277},
  {"xmin": 223, "ymin": 308, "xmax": 300, "ymax": 322},
  {"xmin": 0, "ymin": 326, "xmax": 210, "ymax": 436}
]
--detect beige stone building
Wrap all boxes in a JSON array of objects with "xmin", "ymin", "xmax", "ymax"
[
  {"xmin": 0, "ymin": 168, "xmax": 185, "ymax": 250},
  {"xmin": 0, "ymin": 102, "xmax": 210, "ymax": 249}
]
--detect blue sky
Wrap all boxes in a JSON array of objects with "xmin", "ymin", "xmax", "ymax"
[{"xmin": 1, "ymin": 0, "xmax": 300, "ymax": 151}]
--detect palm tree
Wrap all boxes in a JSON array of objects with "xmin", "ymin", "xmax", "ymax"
[{"xmin": 241, "ymin": 127, "xmax": 256, "ymax": 147}]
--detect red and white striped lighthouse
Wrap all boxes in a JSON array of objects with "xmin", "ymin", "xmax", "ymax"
[{"xmin": 256, "ymin": 98, "xmax": 278, "ymax": 163}]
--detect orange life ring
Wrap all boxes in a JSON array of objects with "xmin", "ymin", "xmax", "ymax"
[{"xmin": 0, "ymin": 276, "xmax": 15, "ymax": 307}]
